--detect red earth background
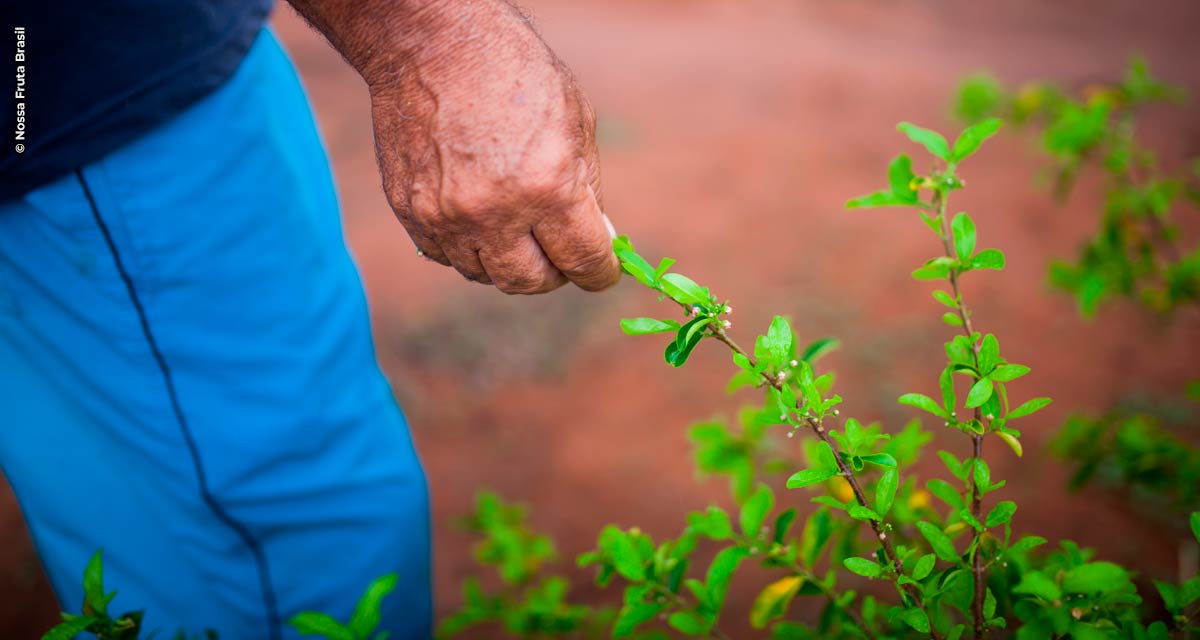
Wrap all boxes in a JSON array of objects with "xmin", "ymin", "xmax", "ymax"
[{"xmin": 3, "ymin": 0, "xmax": 1200, "ymax": 637}]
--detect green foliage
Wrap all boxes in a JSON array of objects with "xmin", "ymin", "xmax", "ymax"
[{"xmin": 953, "ymin": 58, "xmax": 1200, "ymax": 317}]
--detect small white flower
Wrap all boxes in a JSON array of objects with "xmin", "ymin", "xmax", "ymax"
[
  {"xmin": 724, "ymin": 305, "xmax": 732, "ymax": 314},
  {"xmin": 986, "ymin": 414, "xmax": 995, "ymax": 420},
  {"xmin": 789, "ymin": 360, "xmax": 798, "ymax": 367},
  {"xmin": 878, "ymin": 532, "xmax": 887, "ymax": 541},
  {"xmin": 832, "ymin": 409, "xmax": 840, "ymax": 416},
  {"xmin": 723, "ymin": 320, "xmax": 732, "ymax": 329},
  {"xmin": 787, "ymin": 431, "xmax": 795, "ymax": 438}
]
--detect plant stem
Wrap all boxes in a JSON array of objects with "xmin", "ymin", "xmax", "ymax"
[
  {"xmin": 709, "ymin": 330, "xmax": 944, "ymax": 640},
  {"xmin": 933, "ymin": 190, "xmax": 988, "ymax": 640}
]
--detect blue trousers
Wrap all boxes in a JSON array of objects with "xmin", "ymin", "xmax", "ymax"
[{"xmin": 0, "ymin": 30, "xmax": 432, "ymax": 639}]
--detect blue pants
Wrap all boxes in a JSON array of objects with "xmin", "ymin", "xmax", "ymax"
[{"xmin": 0, "ymin": 30, "xmax": 431, "ymax": 639}]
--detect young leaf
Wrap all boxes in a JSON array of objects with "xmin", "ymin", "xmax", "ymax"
[
  {"xmin": 599, "ymin": 527, "xmax": 646, "ymax": 581},
  {"xmin": 1007, "ymin": 397, "xmax": 1052, "ymax": 419},
  {"xmin": 349, "ymin": 573, "xmax": 398, "ymax": 638},
  {"xmin": 1189, "ymin": 511, "xmax": 1200, "ymax": 545},
  {"xmin": 843, "ymin": 557, "xmax": 883, "ymax": 578},
  {"xmin": 985, "ymin": 501, "xmax": 1017, "ymax": 528},
  {"xmin": 667, "ymin": 611, "xmax": 706, "ymax": 636},
  {"xmin": 654, "ymin": 257, "xmax": 676, "ymax": 280},
  {"xmin": 897, "ymin": 607, "xmax": 931, "ymax": 633},
  {"xmin": 912, "ymin": 554, "xmax": 936, "ymax": 581},
  {"xmin": 990, "ymin": 364, "xmax": 1030, "ymax": 381},
  {"xmin": 859, "ymin": 453, "xmax": 897, "ymax": 468},
  {"xmin": 916, "ymin": 521, "xmax": 959, "ymax": 562},
  {"xmin": 787, "ymin": 469, "xmax": 836, "ymax": 489},
  {"xmin": 290, "ymin": 613, "xmax": 356, "ymax": 640},
  {"xmin": 965, "ymin": 377, "xmax": 994, "ymax": 408},
  {"xmin": 660, "ymin": 273, "xmax": 709, "ymax": 306},
  {"xmin": 800, "ymin": 337, "xmax": 840, "ymax": 362},
  {"xmin": 846, "ymin": 190, "xmax": 913, "ymax": 209},
  {"xmin": 952, "ymin": 212, "xmax": 977, "ymax": 262},
  {"xmin": 952, "ymin": 118, "xmax": 1003, "ymax": 162},
  {"xmin": 40, "ymin": 617, "xmax": 99, "ymax": 640},
  {"xmin": 1061, "ymin": 562, "xmax": 1130, "ymax": 595},
  {"xmin": 848, "ymin": 504, "xmax": 882, "ymax": 522},
  {"xmin": 740, "ymin": 484, "xmax": 775, "ymax": 536},
  {"xmin": 876, "ymin": 468, "xmax": 899, "ymax": 516},
  {"xmin": 888, "ymin": 154, "xmax": 919, "ymax": 202},
  {"xmin": 978, "ymin": 334, "xmax": 999, "ymax": 374},
  {"xmin": 898, "ymin": 393, "xmax": 949, "ymax": 418},
  {"xmin": 897, "ymin": 122, "xmax": 951, "ymax": 161},
  {"xmin": 766, "ymin": 316, "xmax": 794, "ymax": 367},
  {"xmin": 971, "ymin": 249, "xmax": 1006, "ymax": 270},
  {"xmin": 82, "ymin": 550, "xmax": 113, "ymax": 617},
  {"xmin": 706, "ymin": 547, "xmax": 750, "ymax": 609},
  {"xmin": 620, "ymin": 318, "xmax": 680, "ymax": 335},
  {"xmin": 1013, "ymin": 571, "xmax": 1062, "ymax": 601}
]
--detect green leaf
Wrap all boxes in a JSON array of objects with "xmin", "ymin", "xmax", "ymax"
[
  {"xmin": 990, "ymin": 364, "xmax": 1030, "ymax": 381},
  {"xmin": 1062, "ymin": 562, "xmax": 1130, "ymax": 594},
  {"xmin": 290, "ymin": 612, "xmax": 356, "ymax": 640},
  {"xmin": 740, "ymin": 484, "xmax": 775, "ymax": 536},
  {"xmin": 787, "ymin": 469, "xmax": 836, "ymax": 489},
  {"xmin": 800, "ymin": 337, "xmax": 840, "ymax": 363},
  {"xmin": 916, "ymin": 521, "xmax": 959, "ymax": 562},
  {"xmin": 876, "ymin": 469, "xmax": 898, "ymax": 516},
  {"xmin": 81, "ymin": 550, "xmax": 113, "ymax": 617},
  {"xmin": 912, "ymin": 554, "xmax": 936, "ymax": 581},
  {"xmin": 766, "ymin": 316, "xmax": 794, "ymax": 367},
  {"xmin": 952, "ymin": 212, "xmax": 977, "ymax": 262},
  {"xmin": 888, "ymin": 154, "xmax": 919, "ymax": 201},
  {"xmin": 843, "ymin": 557, "xmax": 883, "ymax": 578},
  {"xmin": 689, "ymin": 506, "xmax": 734, "ymax": 540},
  {"xmin": 664, "ymin": 327, "xmax": 705, "ymax": 367},
  {"xmin": 965, "ymin": 377, "xmax": 994, "ymax": 408},
  {"xmin": 1007, "ymin": 397, "xmax": 1051, "ymax": 419},
  {"xmin": 620, "ymin": 317, "xmax": 680, "ymax": 335},
  {"xmin": 899, "ymin": 393, "xmax": 949, "ymax": 418},
  {"xmin": 940, "ymin": 367, "xmax": 957, "ymax": 415},
  {"xmin": 613, "ymin": 602, "xmax": 663, "ymax": 638},
  {"xmin": 971, "ymin": 249, "xmax": 1005, "ymax": 270},
  {"xmin": 773, "ymin": 509, "xmax": 798, "ymax": 545},
  {"xmin": 654, "ymin": 257, "xmax": 676, "ymax": 280},
  {"xmin": 897, "ymin": 607, "xmax": 931, "ymax": 633},
  {"xmin": 846, "ymin": 190, "xmax": 914, "ymax": 209},
  {"xmin": 860, "ymin": 453, "xmax": 897, "ymax": 468},
  {"xmin": 897, "ymin": 122, "xmax": 951, "ymax": 161},
  {"xmin": 750, "ymin": 576, "xmax": 804, "ymax": 629},
  {"xmin": 667, "ymin": 611, "xmax": 706, "ymax": 636},
  {"xmin": 349, "ymin": 573, "xmax": 398, "ymax": 638},
  {"xmin": 677, "ymin": 316, "xmax": 713, "ymax": 350},
  {"xmin": 985, "ymin": 501, "xmax": 1017, "ymax": 528},
  {"xmin": 1014, "ymin": 571, "xmax": 1061, "ymax": 601},
  {"xmin": 706, "ymin": 547, "xmax": 750, "ymax": 609},
  {"xmin": 977, "ymin": 334, "xmax": 999, "ymax": 373},
  {"xmin": 613, "ymin": 237, "xmax": 657, "ymax": 287},
  {"xmin": 848, "ymin": 504, "xmax": 881, "ymax": 522},
  {"xmin": 943, "ymin": 312, "xmax": 963, "ymax": 326},
  {"xmin": 952, "ymin": 118, "xmax": 1003, "ymax": 162},
  {"xmin": 912, "ymin": 258, "xmax": 954, "ymax": 281},
  {"xmin": 40, "ymin": 617, "xmax": 99, "ymax": 640},
  {"xmin": 600, "ymin": 526, "xmax": 646, "ymax": 581},
  {"xmin": 660, "ymin": 273, "xmax": 709, "ymax": 306},
  {"xmin": 1191, "ymin": 511, "xmax": 1200, "ymax": 545}
]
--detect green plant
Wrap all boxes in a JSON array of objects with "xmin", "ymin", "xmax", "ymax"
[
  {"xmin": 954, "ymin": 59, "xmax": 1200, "ymax": 317},
  {"xmin": 40, "ymin": 550, "xmax": 215, "ymax": 640},
  {"xmin": 953, "ymin": 58, "xmax": 1200, "ymax": 532},
  {"xmin": 436, "ymin": 492, "xmax": 613, "ymax": 638},
  {"xmin": 290, "ymin": 573, "xmax": 400, "ymax": 640}
]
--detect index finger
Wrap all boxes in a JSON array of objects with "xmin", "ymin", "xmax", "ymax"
[{"xmin": 532, "ymin": 185, "xmax": 621, "ymax": 292}]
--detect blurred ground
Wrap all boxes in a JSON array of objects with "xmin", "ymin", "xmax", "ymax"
[{"xmin": 4, "ymin": 0, "xmax": 1200, "ymax": 637}]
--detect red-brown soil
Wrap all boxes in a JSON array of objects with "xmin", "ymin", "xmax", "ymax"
[{"xmin": 4, "ymin": 1, "xmax": 1199, "ymax": 637}]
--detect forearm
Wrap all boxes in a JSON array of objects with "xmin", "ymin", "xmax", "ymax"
[{"xmin": 284, "ymin": 0, "xmax": 550, "ymax": 88}]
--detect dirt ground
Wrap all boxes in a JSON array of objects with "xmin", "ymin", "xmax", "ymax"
[{"xmin": 4, "ymin": 0, "xmax": 1200, "ymax": 637}]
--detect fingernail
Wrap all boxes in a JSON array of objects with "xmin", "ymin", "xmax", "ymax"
[{"xmin": 602, "ymin": 213, "xmax": 617, "ymax": 239}]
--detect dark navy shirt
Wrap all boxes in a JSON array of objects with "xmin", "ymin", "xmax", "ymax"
[{"xmin": 1, "ymin": 0, "xmax": 275, "ymax": 200}]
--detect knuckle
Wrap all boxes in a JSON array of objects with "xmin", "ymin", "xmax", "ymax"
[{"xmin": 560, "ymin": 246, "xmax": 616, "ymax": 282}]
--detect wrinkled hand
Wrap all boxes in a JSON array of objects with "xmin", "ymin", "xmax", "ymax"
[{"xmin": 361, "ymin": 0, "xmax": 619, "ymax": 294}]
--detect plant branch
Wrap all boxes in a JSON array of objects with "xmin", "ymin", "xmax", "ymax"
[
  {"xmin": 709, "ymin": 330, "xmax": 944, "ymax": 640},
  {"xmin": 933, "ymin": 189, "xmax": 988, "ymax": 640},
  {"xmin": 645, "ymin": 582, "xmax": 734, "ymax": 640}
]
